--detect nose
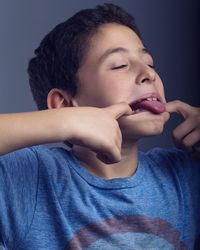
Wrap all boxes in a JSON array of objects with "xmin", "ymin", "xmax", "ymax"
[{"xmin": 135, "ymin": 64, "xmax": 156, "ymax": 85}]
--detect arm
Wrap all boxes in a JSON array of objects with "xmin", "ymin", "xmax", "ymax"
[
  {"xmin": 0, "ymin": 108, "xmax": 72, "ymax": 155},
  {"xmin": 0, "ymin": 103, "xmax": 132, "ymax": 163}
]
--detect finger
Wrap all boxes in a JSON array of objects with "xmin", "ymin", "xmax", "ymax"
[
  {"xmin": 96, "ymin": 147, "xmax": 121, "ymax": 164},
  {"xmin": 165, "ymin": 100, "xmax": 192, "ymax": 119},
  {"xmin": 181, "ymin": 129, "xmax": 200, "ymax": 153},
  {"xmin": 105, "ymin": 102, "xmax": 133, "ymax": 119},
  {"xmin": 114, "ymin": 134, "xmax": 122, "ymax": 153},
  {"xmin": 107, "ymin": 145, "xmax": 121, "ymax": 163},
  {"xmin": 95, "ymin": 134, "xmax": 122, "ymax": 164},
  {"xmin": 116, "ymin": 126, "xmax": 122, "ymax": 144},
  {"xmin": 172, "ymin": 117, "xmax": 197, "ymax": 146},
  {"xmin": 96, "ymin": 153, "xmax": 115, "ymax": 164}
]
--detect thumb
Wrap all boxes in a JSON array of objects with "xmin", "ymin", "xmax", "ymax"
[
  {"xmin": 165, "ymin": 100, "xmax": 192, "ymax": 119},
  {"xmin": 104, "ymin": 102, "xmax": 133, "ymax": 119}
]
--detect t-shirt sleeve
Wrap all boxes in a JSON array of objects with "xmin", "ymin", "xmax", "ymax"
[{"xmin": 0, "ymin": 147, "xmax": 39, "ymax": 249}]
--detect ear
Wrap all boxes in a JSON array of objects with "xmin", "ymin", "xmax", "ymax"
[{"xmin": 47, "ymin": 88, "xmax": 77, "ymax": 109}]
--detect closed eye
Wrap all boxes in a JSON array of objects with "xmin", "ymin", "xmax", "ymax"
[
  {"xmin": 148, "ymin": 64, "xmax": 155, "ymax": 69},
  {"xmin": 112, "ymin": 64, "xmax": 128, "ymax": 70}
]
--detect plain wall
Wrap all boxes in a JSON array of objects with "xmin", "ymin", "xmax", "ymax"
[{"xmin": 0, "ymin": 0, "xmax": 199, "ymax": 151}]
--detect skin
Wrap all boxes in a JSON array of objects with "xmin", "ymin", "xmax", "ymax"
[
  {"xmin": 75, "ymin": 23, "xmax": 169, "ymax": 140},
  {"xmin": 47, "ymin": 23, "xmax": 200, "ymax": 179},
  {"xmin": 48, "ymin": 23, "xmax": 169, "ymax": 179}
]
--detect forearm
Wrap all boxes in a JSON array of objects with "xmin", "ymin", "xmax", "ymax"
[{"xmin": 0, "ymin": 108, "xmax": 73, "ymax": 155}]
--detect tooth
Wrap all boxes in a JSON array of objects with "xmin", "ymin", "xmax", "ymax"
[
  {"xmin": 152, "ymin": 97, "xmax": 157, "ymax": 101},
  {"xmin": 147, "ymin": 97, "xmax": 153, "ymax": 101}
]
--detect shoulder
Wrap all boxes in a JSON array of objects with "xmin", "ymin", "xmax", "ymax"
[
  {"xmin": 29, "ymin": 145, "xmax": 76, "ymax": 185},
  {"xmin": 144, "ymin": 147, "xmax": 200, "ymax": 185},
  {"xmin": 30, "ymin": 145, "xmax": 73, "ymax": 171},
  {"xmin": 0, "ymin": 146, "xmax": 39, "ymax": 177},
  {"xmin": 31, "ymin": 144, "xmax": 71, "ymax": 162},
  {"xmin": 0, "ymin": 145, "xmax": 74, "ymax": 181},
  {"xmin": 145, "ymin": 147, "xmax": 199, "ymax": 168},
  {"xmin": 0, "ymin": 146, "xmax": 42, "ymax": 193},
  {"xmin": 0, "ymin": 144, "xmax": 71, "ymax": 164}
]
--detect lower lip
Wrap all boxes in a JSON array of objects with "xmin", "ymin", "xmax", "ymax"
[
  {"xmin": 131, "ymin": 109, "xmax": 161, "ymax": 115},
  {"xmin": 135, "ymin": 109, "xmax": 148, "ymax": 113}
]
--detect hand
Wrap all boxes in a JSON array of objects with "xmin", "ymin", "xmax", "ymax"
[
  {"xmin": 65, "ymin": 102, "xmax": 132, "ymax": 164},
  {"xmin": 166, "ymin": 100, "xmax": 200, "ymax": 158}
]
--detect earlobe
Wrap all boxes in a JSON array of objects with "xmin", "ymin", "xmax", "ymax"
[{"xmin": 47, "ymin": 88, "xmax": 72, "ymax": 109}]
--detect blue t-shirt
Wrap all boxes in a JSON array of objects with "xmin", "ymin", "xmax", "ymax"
[{"xmin": 0, "ymin": 145, "xmax": 199, "ymax": 250}]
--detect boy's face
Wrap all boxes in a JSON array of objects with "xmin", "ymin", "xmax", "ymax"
[{"xmin": 73, "ymin": 23, "xmax": 169, "ymax": 141}]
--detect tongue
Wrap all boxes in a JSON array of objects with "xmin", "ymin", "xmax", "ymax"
[{"xmin": 134, "ymin": 100, "xmax": 166, "ymax": 114}]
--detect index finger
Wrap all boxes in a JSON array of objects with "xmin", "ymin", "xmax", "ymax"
[
  {"xmin": 104, "ymin": 102, "xmax": 133, "ymax": 119},
  {"xmin": 165, "ymin": 100, "xmax": 192, "ymax": 119}
]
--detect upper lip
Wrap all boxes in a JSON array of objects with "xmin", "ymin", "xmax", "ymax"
[{"xmin": 129, "ymin": 92, "xmax": 162, "ymax": 109}]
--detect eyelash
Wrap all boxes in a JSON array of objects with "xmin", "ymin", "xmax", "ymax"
[
  {"xmin": 148, "ymin": 65, "xmax": 155, "ymax": 69},
  {"xmin": 112, "ymin": 64, "xmax": 155, "ymax": 70},
  {"xmin": 112, "ymin": 64, "xmax": 127, "ymax": 70}
]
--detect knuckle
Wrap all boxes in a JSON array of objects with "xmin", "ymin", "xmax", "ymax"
[
  {"xmin": 113, "ymin": 148, "xmax": 121, "ymax": 162},
  {"xmin": 115, "ymin": 136, "xmax": 121, "ymax": 148},
  {"xmin": 182, "ymin": 138, "xmax": 191, "ymax": 148},
  {"xmin": 120, "ymin": 101, "xmax": 131, "ymax": 110},
  {"xmin": 104, "ymin": 139, "xmax": 113, "ymax": 149},
  {"xmin": 118, "ymin": 130, "xmax": 122, "ymax": 141},
  {"xmin": 174, "ymin": 100, "xmax": 182, "ymax": 105},
  {"xmin": 113, "ymin": 122, "xmax": 121, "ymax": 133},
  {"xmin": 105, "ymin": 138, "xmax": 117, "ymax": 151},
  {"xmin": 173, "ymin": 100, "xmax": 182, "ymax": 108},
  {"xmin": 174, "ymin": 99, "xmax": 181, "ymax": 105},
  {"xmin": 120, "ymin": 101, "xmax": 128, "ymax": 106}
]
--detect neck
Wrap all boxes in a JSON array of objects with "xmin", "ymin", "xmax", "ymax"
[{"xmin": 72, "ymin": 141, "xmax": 138, "ymax": 180}]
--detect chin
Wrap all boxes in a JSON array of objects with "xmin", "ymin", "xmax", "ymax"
[
  {"xmin": 129, "ymin": 120, "xmax": 165, "ymax": 141},
  {"xmin": 143, "ymin": 121, "xmax": 165, "ymax": 136},
  {"xmin": 119, "ymin": 111, "xmax": 169, "ymax": 141}
]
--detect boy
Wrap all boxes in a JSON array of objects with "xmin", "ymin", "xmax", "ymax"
[{"xmin": 0, "ymin": 3, "xmax": 200, "ymax": 249}]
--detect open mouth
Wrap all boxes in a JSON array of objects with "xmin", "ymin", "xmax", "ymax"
[{"xmin": 129, "ymin": 97, "xmax": 166, "ymax": 114}]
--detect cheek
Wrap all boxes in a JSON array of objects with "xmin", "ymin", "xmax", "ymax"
[
  {"xmin": 103, "ymin": 72, "xmax": 132, "ymax": 92},
  {"xmin": 155, "ymin": 76, "xmax": 166, "ymax": 102},
  {"xmin": 77, "ymin": 77, "xmax": 122, "ymax": 107},
  {"xmin": 94, "ymin": 74, "xmax": 129, "ymax": 103}
]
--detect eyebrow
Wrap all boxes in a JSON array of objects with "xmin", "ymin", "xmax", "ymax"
[
  {"xmin": 98, "ymin": 46, "xmax": 153, "ymax": 64},
  {"xmin": 141, "ymin": 47, "xmax": 153, "ymax": 59}
]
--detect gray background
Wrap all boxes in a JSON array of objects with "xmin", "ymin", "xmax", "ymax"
[{"xmin": 0, "ymin": 0, "xmax": 199, "ymax": 151}]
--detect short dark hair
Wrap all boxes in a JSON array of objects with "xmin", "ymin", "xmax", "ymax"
[{"xmin": 28, "ymin": 3, "xmax": 141, "ymax": 110}]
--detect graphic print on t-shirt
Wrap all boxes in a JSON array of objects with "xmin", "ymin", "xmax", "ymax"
[{"xmin": 65, "ymin": 215, "xmax": 187, "ymax": 250}]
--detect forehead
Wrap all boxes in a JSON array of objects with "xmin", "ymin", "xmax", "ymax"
[
  {"xmin": 94, "ymin": 23, "xmax": 142, "ymax": 45},
  {"xmin": 83, "ymin": 23, "xmax": 146, "ymax": 65}
]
